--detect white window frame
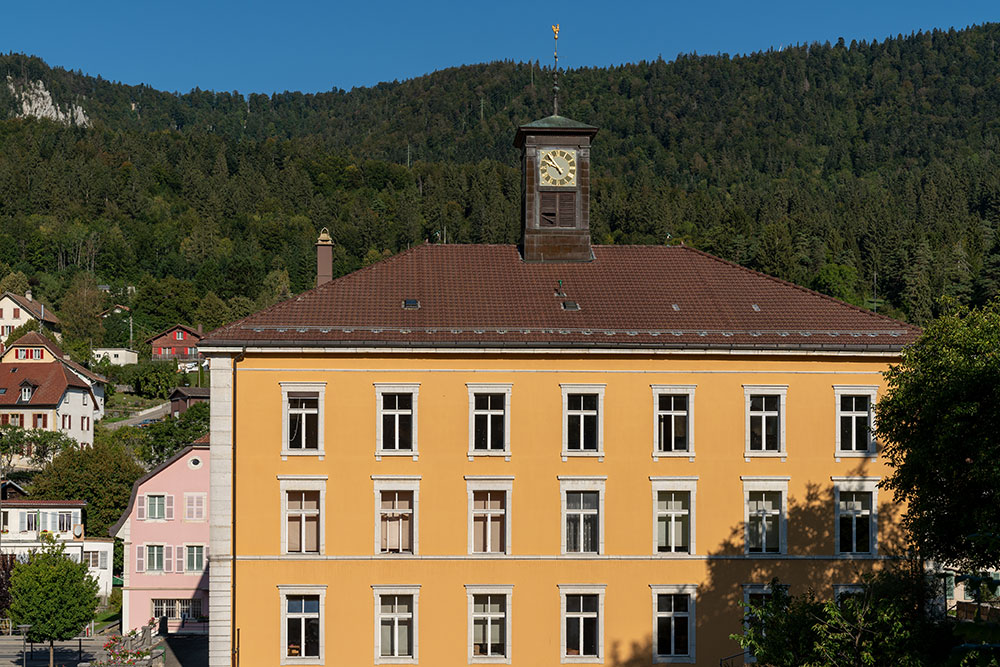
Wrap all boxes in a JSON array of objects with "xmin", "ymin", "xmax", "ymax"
[
  {"xmin": 146, "ymin": 544, "xmax": 165, "ymax": 572},
  {"xmin": 372, "ymin": 585, "xmax": 420, "ymax": 665},
  {"xmin": 374, "ymin": 383, "xmax": 420, "ymax": 461},
  {"xmin": 743, "ymin": 385, "xmax": 788, "ymax": 459},
  {"xmin": 832, "ymin": 477, "xmax": 880, "ymax": 557},
  {"xmin": 465, "ymin": 585, "xmax": 513, "ymax": 664},
  {"xmin": 558, "ymin": 584, "xmax": 606, "ymax": 664},
  {"xmin": 560, "ymin": 384, "xmax": 606, "ymax": 461},
  {"xmin": 741, "ymin": 476, "xmax": 789, "ymax": 555},
  {"xmin": 280, "ymin": 382, "xmax": 326, "ymax": 460},
  {"xmin": 465, "ymin": 476, "xmax": 514, "ymax": 556},
  {"xmin": 650, "ymin": 477, "xmax": 698, "ymax": 556},
  {"xmin": 185, "ymin": 544, "xmax": 205, "ymax": 572},
  {"xmin": 278, "ymin": 584, "xmax": 327, "ymax": 666},
  {"xmin": 650, "ymin": 584, "xmax": 697, "ymax": 664},
  {"xmin": 833, "ymin": 584, "xmax": 865, "ymax": 603},
  {"xmin": 20, "ymin": 387, "xmax": 31, "ymax": 401},
  {"xmin": 559, "ymin": 477, "xmax": 606, "ymax": 556},
  {"xmin": 147, "ymin": 494, "xmax": 166, "ymax": 521},
  {"xmin": 833, "ymin": 385, "xmax": 878, "ymax": 459},
  {"xmin": 741, "ymin": 582, "xmax": 780, "ymax": 664},
  {"xmin": 372, "ymin": 476, "xmax": 420, "ymax": 555},
  {"xmin": 467, "ymin": 383, "xmax": 513, "ymax": 460},
  {"xmin": 279, "ymin": 476, "xmax": 327, "ymax": 556},
  {"xmin": 651, "ymin": 385, "xmax": 696, "ymax": 461}
]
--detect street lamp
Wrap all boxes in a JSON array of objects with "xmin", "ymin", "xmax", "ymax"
[{"xmin": 16, "ymin": 625, "xmax": 30, "ymax": 667}]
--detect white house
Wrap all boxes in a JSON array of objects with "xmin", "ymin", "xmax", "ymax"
[
  {"xmin": 0, "ymin": 332, "xmax": 102, "ymax": 450},
  {"xmin": 0, "ymin": 291, "xmax": 60, "ymax": 343},
  {"xmin": 0, "ymin": 499, "xmax": 114, "ymax": 600},
  {"xmin": 93, "ymin": 348, "xmax": 138, "ymax": 367}
]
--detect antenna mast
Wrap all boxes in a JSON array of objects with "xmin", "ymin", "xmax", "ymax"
[{"xmin": 552, "ymin": 24, "xmax": 560, "ymax": 115}]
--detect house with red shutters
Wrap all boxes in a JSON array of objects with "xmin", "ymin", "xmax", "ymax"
[
  {"xmin": 0, "ymin": 332, "xmax": 103, "ymax": 449},
  {"xmin": 0, "ymin": 290, "xmax": 60, "ymax": 344},
  {"xmin": 146, "ymin": 325, "xmax": 203, "ymax": 363}
]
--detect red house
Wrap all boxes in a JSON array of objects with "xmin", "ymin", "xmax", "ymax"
[{"xmin": 145, "ymin": 325, "xmax": 202, "ymax": 362}]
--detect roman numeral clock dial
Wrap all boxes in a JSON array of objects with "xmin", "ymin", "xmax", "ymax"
[{"xmin": 539, "ymin": 149, "xmax": 577, "ymax": 187}]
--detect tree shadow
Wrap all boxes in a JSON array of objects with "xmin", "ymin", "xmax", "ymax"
[{"xmin": 598, "ymin": 458, "xmax": 908, "ymax": 667}]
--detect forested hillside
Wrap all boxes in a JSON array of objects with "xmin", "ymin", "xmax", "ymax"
[{"xmin": 2, "ymin": 23, "xmax": 1000, "ymax": 359}]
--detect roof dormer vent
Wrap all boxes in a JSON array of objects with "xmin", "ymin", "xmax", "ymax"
[
  {"xmin": 561, "ymin": 301, "xmax": 581, "ymax": 311},
  {"xmin": 402, "ymin": 299, "xmax": 421, "ymax": 310}
]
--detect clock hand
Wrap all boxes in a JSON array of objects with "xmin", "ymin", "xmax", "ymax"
[{"xmin": 543, "ymin": 154, "xmax": 564, "ymax": 175}]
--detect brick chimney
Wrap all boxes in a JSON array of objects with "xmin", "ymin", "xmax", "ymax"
[{"xmin": 316, "ymin": 228, "xmax": 333, "ymax": 287}]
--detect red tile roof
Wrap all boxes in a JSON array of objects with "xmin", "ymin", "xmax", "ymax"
[
  {"xmin": 4, "ymin": 333, "xmax": 107, "ymax": 384},
  {"xmin": 1, "ymin": 292, "xmax": 60, "ymax": 325},
  {"xmin": 144, "ymin": 324, "xmax": 203, "ymax": 345},
  {"xmin": 0, "ymin": 361, "xmax": 89, "ymax": 407},
  {"xmin": 202, "ymin": 244, "xmax": 919, "ymax": 352}
]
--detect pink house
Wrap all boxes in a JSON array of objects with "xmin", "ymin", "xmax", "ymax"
[{"xmin": 110, "ymin": 443, "xmax": 209, "ymax": 633}]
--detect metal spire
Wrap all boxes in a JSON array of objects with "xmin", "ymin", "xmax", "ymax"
[{"xmin": 552, "ymin": 24, "xmax": 560, "ymax": 116}]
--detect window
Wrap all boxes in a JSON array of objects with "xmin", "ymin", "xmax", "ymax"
[
  {"xmin": 373, "ymin": 586, "xmax": 419, "ymax": 664},
  {"xmin": 147, "ymin": 545, "xmax": 165, "ymax": 572},
  {"xmin": 561, "ymin": 384, "xmax": 605, "ymax": 459},
  {"xmin": 12, "ymin": 308, "xmax": 19, "ymax": 319},
  {"xmin": 152, "ymin": 598, "xmax": 202, "ymax": 620},
  {"xmin": 280, "ymin": 382, "xmax": 326, "ymax": 458},
  {"xmin": 743, "ymin": 386, "xmax": 787, "ymax": 457},
  {"xmin": 375, "ymin": 384, "xmax": 419, "ymax": 459},
  {"xmin": 651, "ymin": 386, "xmax": 696, "ymax": 459},
  {"xmin": 186, "ymin": 545, "xmax": 205, "ymax": 572},
  {"xmin": 32, "ymin": 413, "xmax": 46, "ymax": 428},
  {"xmin": 82, "ymin": 392, "xmax": 88, "ymax": 406},
  {"xmin": 833, "ymin": 584, "xmax": 865, "ymax": 605},
  {"xmin": 651, "ymin": 585, "xmax": 697, "ymax": 664},
  {"xmin": 279, "ymin": 585, "xmax": 326, "ymax": 665},
  {"xmin": 467, "ymin": 383, "xmax": 512, "ymax": 458},
  {"xmin": 833, "ymin": 477, "xmax": 879, "ymax": 556},
  {"xmin": 466, "ymin": 586, "xmax": 512, "ymax": 663},
  {"xmin": 21, "ymin": 387, "xmax": 31, "ymax": 402},
  {"xmin": 280, "ymin": 476, "xmax": 326, "ymax": 555},
  {"xmin": 146, "ymin": 495, "xmax": 167, "ymax": 520},
  {"xmin": 466, "ymin": 476, "xmax": 513, "ymax": 555},
  {"xmin": 58, "ymin": 511, "xmax": 72, "ymax": 532},
  {"xmin": 185, "ymin": 493, "xmax": 206, "ymax": 521},
  {"xmin": 16, "ymin": 349, "xmax": 27, "ymax": 360},
  {"xmin": 175, "ymin": 330, "xmax": 184, "ymax": 340},
  {"xmin": 559, "ymin": 585, "xmax": 605, "ymax": 663},
  {"xmin": 31, "ymin": 348, "xmax": 42, "ymax": 360},
  {"xmin": 373, "ymin": 476, "xmax": 420, "ymax": 555},
  {"xmin": 560, "ymin": 477, "xmax": 606, "ymax": 555},
  {"xmin": 84, "ymin": 551, "xmax": 100, "ymax": 568},
  {"xmin": 742, "ymin": 477, "xmax": 789, "ymax": 555},
  {"xmin": 834, "ymin": 386, "xmax": 877, "ymax": 457},
  {"xmin": 650, "ymin": 477, "xmax": 698, "ymax": 555},
  {"xmin": 25, "ymin": 512, "xmax": 37, "ymax": 532}
]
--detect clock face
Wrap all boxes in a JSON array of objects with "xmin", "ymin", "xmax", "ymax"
[{"xmin": 539, "ymin": 149, "xmax": 577, "ymax": 187}]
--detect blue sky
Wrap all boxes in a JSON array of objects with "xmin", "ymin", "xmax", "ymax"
[{"xmin": 1, "ymin": 1, "xmax": 997, "ymax": 94}]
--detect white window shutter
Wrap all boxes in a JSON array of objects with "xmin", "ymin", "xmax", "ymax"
[
  {"xmin": 196, "ymin": 495, "xmax": 205, "ymax": 520},
  {"xmin": 165, "ymin": 495, "xmax": 174, "ymax": 521},
  {"xmin": 164, "ymin": 545, "xmax": 173, "ymax": 572},
  {"xmin": 72, "ymin": 509, "xmax": 81, "ymax": 527},
  {"xmin": 99, "ymin": 551, "xmax": 108, "ymax": 569},
  {"xmin": 18, "ymin": 512, "xmax": 25, "ymax": 532},
  {"xmin": 136, "ymin": 545, "xmax": 145, "ymax": 573},
  {"xmin": 176, "ymin": 545, "xmax": 184, "ymax": 572},
  {"xmin": 137, "ymin": 496, "xmax": 145, "ymax": 521},
  {"xmin": 40, "ymin": 512, "xmax": 47, "ymax": 532}
]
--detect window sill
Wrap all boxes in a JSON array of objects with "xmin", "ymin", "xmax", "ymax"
[
  {"xmin": 280, "ymin": 450, "xmax": 324, "ymax": 461},
  {"xmin": 375, "ymin": 552, "xmax": 417, "ymax": 558},
  {"xmin": 560, "ymin": 552, "xmax": 603, "ymax": 558},
  {"xmin": 835, "ymin": 552, "xmax": 878, "ymax": 559},
  {"xmin": 652, "ymin": 451, "xmax": 694, "ymax": 462},
  {"xmin": 835, "ymin": 452, "xmax": 877, "ymax": 461},
  {"xmin": 467, "ymin": 451, "xmax": 511, "ymax": 461},
  {"xmin": 281, "ymin": 656, "xmax": 324, "ymax": 666},
  {"xmin": 374, "ymin": 657, "xmax": 417, "ymax": 665},
  {"xmin": 745, "ymin": 551, "xmax": 786, "ymax": 558},
  {"xmin": 744, "ymin": 451, "xmax": 786, "ymax": 462},
  {"xmin": 375, "ymin": 451, "xmax": 418, "ymax": 462},
  {"xmin": 471, "ymin": 656, "xmax": 511, "ymax": 664},
  {"xmin": 562, "ymin": 655, "xmax": 602, "ymax": 664},
  {"xmin": 654, "ymin": 655, "xmax": 695, "ymax": 664},
  {"xmin": 653, "ymin": 552, "xmax": 695, "ymax": 558},
  {"xmin": 561, "ymin": 451, "xmax": 604, "ymax": 462},
  {"xmin": 467, "ymin": 552, "xmax": 512, "ymax": 558}
]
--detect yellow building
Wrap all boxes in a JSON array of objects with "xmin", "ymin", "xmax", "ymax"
[{"xmin": 201, "ymin": 115, "xmax": 919, "ymax": 666}]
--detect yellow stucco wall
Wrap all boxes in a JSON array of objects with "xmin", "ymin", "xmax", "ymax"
[{"xmin": 229, "ymin": 351, "xmax": 899, "ymax": 666}]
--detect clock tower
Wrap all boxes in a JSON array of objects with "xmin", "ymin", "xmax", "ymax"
[{"xmin": 515, "ymin": 115, "xmax": 599, "ymax": 262}]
